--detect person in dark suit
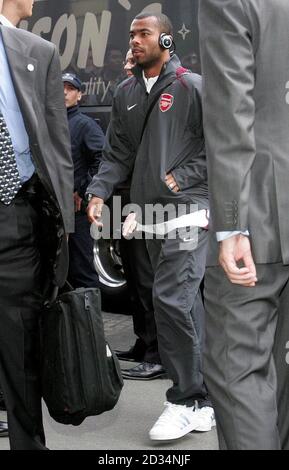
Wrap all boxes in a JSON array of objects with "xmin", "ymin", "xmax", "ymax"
[
  {"xmin": 114, "ymin": 49, "xmax": 165, "ymax": 379},
  {"xmin": 0, "ymin": 0, "xmax": 74, "ymax": 450},
  {"xmin": 199, "ymin": 0, "xmax": 289, "ymax": 450},
  {"xmin": 0, "ymin": 0, "xmax": 35, "ymax": 440}
]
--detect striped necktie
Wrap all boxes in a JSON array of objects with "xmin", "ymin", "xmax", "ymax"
[{"xmin": 0, "ymin": 111, "xmax": 21, "ymax": 205}]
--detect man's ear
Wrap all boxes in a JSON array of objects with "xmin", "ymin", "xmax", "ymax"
[{"xmin": 77, "ymin": 91, "xmax": 82, "ymax": 103}]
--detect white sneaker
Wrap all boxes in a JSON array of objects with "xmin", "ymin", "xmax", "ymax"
[
  {"xmin": 149, "ymin": 402, "xmax": 200, "ymax": 441},
  {"xmin": 194, "ymin": 406, "xmax": 216, "ymax": 432}
]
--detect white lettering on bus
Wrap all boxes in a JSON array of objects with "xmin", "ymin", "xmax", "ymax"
[
  {"xmin": 77, "ymin": 12, "xmax": 111, "ymax": 69},
  {"xmin": 20, "ymin": 12, "xmax": 111, "ymax": 70}
]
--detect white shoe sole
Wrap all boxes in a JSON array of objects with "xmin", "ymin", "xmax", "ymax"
[
  {"xmin": 194, "ymin": 418, "xmax": 216, "ymax": 432},
  {"xmin": 149, "ymin": 421, "xmax": 199, "ymax": 441}
]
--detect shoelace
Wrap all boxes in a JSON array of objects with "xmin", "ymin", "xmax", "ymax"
[{"xmin": 155, "ymin": 402, "xmax": 195, "ymax": 425}]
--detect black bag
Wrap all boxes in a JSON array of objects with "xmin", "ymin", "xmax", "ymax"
[{"xmin": 41, "ymin": 287, "xmax": 123, "ymax": 425}]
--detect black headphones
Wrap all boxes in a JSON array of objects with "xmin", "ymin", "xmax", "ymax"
[{"xmin": 159, "ymin": 33, "xmax": 173, "ymax": 50}]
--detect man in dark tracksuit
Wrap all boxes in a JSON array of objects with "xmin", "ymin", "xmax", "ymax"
[
  {"xmin": 62, "ymin": 73, "xmax": 104, "ymax": 288},
  {"xmin": 87, "ymin": 13, "xmax": 215, "ymax": 441}
]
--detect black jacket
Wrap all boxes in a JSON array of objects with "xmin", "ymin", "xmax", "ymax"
[
  {"xmin": 88, "ymin": 55, "xmax": 208, "ymax": 218},
  {"xmin": 67, "ymin": 105, "xmax": 104, "ymax": 198}
]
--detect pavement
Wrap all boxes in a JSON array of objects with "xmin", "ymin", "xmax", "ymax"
[{"xmin": 0, "ymin": 312, "xmax": 218, "ymax": 451}]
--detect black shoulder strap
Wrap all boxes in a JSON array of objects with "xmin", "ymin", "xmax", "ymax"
[{"xmin": 139, "ymin": 79, "xmax": 176, "ymax": 145}]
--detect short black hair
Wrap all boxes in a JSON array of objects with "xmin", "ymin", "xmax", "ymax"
[{"xmin": 134, "ymin": 13, "xmax": 173, "ymax": 36}]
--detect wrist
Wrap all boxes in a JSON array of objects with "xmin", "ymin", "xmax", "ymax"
[
  {"xmin": 86, "ymin": 193, "xmax": 94, "ymax": 202},
  {"xmin": 86, "ymin": 193, "xmax": 102, "ymax": 203}
]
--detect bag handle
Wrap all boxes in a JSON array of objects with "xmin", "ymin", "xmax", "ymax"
[{"xmin": 45, "ymin": 281, "xmax": 74, "ymax": 307}]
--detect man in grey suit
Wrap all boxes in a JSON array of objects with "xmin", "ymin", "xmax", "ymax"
[
  {"xmin": 0, "ymin": 0, "xmax": 74, "ymax": 449},
  {"xmin": 199, "ymin": 0, "xmax": 289, "ymax": 450}
]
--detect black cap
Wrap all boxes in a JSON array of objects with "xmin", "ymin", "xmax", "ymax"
[{"xmin": 62, "ymin": 73, "xmax": 82, "ymax": 91}]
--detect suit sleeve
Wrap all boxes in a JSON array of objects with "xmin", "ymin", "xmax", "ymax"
[
  {"xmin": 87, "ymin": 91, "xmax": 135, "ymax": 201},
  {"xmin": 199, "ymin": 0, "xmax": 256, "ymax": 231},
  {"xmin": 45, "ymin": 45, "xmax": 74, "ymax": 233}
]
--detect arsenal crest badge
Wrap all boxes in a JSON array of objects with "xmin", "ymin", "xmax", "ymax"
[{"xmin": 159, "ymin": 93, "xmax": 174, "ymax": 113}]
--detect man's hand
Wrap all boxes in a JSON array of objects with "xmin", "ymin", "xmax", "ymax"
[
  {"xmin": 165, "ymin": 173, "xmax": 180, "ymax": 193},
  {"xmin": 73, "ymin": 192, "xmax": 82, "ymax": 212},
  {"xmin": 87, "ymin": 196, "xmax": 104, "ymax": 226},
  {"xmin": 219, "ymin": 234, "xmax": 257, "ymax": 287},
  {"xmin": 122, "ymin": 213, "xmax": 138, "ymax": 239}
]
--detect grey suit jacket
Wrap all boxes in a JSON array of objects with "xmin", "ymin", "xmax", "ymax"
[
  {"xmin": 0, "ymin": 25, "xmax": 74, "ymax": 284},
  {"xmin": 199, "ymin": 0, "xmax": 289, "ymax": 265}
]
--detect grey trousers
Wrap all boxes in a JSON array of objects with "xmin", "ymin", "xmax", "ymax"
[
  {"xmin": 146, "ymin": 229, "xmax": 210, "ymax": 406},
  {"xmin": 204, "ymin": 263, "xmax": 289, "ymax": 450}
]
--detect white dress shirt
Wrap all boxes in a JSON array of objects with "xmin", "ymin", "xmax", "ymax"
[{"xmin": 0, "ymin": 14, "xmax": 14, "ymax": 27}]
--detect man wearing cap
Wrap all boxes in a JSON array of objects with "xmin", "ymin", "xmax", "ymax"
[{"xmin": 62, "ymin": 72, "xmax": 104, "ymax": 288}]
